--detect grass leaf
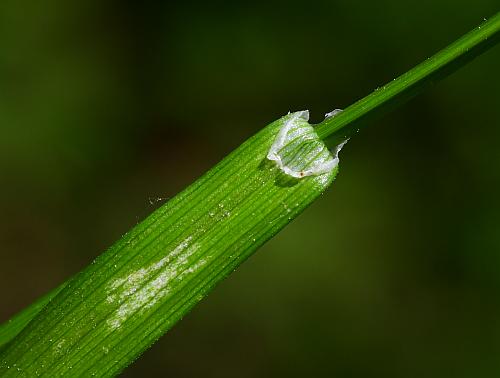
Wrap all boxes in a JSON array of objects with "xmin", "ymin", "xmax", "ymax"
[
  {"xmin": 0, "ymin": 112, "xmax": 340, "ymax": 376},
  {"xmin": 1, "ymin": 12, "xmax": 499, "ymax": 377}
]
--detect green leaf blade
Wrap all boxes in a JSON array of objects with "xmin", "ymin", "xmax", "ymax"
[
  {"xmin": 0, "ymin": 284, "xmax": 65, "ymax": 352},
  {"xmin": 0, "ymin": 112, "xmax": 339, "ymax": 377},
  {"xmin": 1, "ymin": 12, "xmax": 499, "ymax": 376}
]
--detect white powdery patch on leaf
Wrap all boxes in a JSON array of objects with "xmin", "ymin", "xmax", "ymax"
[
  {"xmin": 267, "ymin": 110, "xmax": 347, "ymax": 178},
  {"xmin": 106, "ymin": 237, "xmax": 205, "ymax": 330}
]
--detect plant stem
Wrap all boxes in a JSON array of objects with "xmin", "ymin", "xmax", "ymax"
[{"xmin": 316, "ymin": 12, "xmax": 500, "ymax": 147}]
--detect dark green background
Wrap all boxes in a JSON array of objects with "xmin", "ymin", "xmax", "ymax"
[{"xmin": 1, "ymin": 1, "xmax": 499, "ymax": 377}]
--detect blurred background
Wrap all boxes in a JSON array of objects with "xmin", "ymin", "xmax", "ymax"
[{"xmin": 1, "ymin": 1, "xmax": 499, "ymax": 377}]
